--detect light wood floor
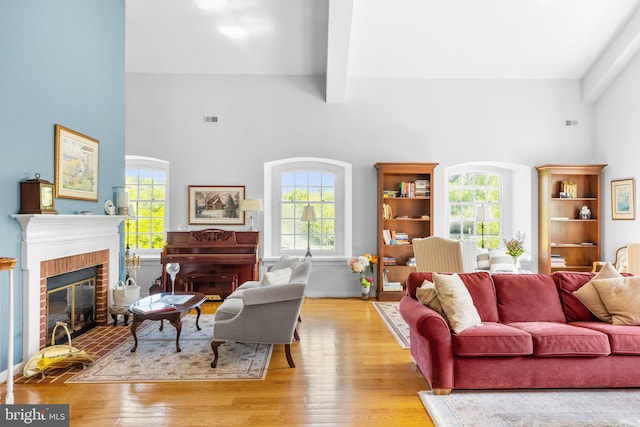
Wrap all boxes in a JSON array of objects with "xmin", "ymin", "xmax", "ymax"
[{"xmin": 6, "ymin": 298, "xmax": 433, "ymax": 427}]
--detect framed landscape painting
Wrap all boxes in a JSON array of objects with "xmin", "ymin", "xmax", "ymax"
[
  {"xmin": 188, "ymin": 185, "xmax": 245, "ymax": 225},
  {"xmin": 55, "ymin": 124, "xmax": 99, "ymax": 201},
  {"xmin": 611, "ymin": 178, "xmax": 635, "ymax": 220}
]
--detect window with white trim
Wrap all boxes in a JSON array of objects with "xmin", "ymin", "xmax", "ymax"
[
  {"xmin": 264, "ymin": 158, "xmax": 352, "ymax": 259},
  {"xmin": 125, "ymin": 156, "xmax": 169, "ymax": 253}
]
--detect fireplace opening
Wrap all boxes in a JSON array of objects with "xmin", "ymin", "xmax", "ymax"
[{"xmin": 46, "ymin": 267, "xmax": 97, "ymax": 346}]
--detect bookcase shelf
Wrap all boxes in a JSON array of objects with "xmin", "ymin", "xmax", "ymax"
[
  {"xmin": 536, "ymin": 164, "xmax": 606, "ymax": 274},
  {"xmin": 375, "ymin": 162, "xmax": 438, "ymax": 301}
]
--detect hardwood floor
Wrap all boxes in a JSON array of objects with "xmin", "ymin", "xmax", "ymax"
[{"xmin": 5, "ymin": 298, "xmax": 433, "ymax": 427}]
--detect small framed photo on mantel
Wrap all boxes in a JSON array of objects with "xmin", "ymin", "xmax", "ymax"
[
  {"xmin": 611, "ymin": 178, "xmax": 635, "ymax": 220},
  {"xmin": 188, "ymin": 185, "xmax": 245, "ymax": 225}
]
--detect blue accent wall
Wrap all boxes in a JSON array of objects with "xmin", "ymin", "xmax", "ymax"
[{"xmin": 0, "ymin": 0, "xmax": 125, "ymax": 370}]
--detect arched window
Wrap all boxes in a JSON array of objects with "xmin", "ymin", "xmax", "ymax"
[
  {"xmin": 125, "ymin": 155, "xmax": 169, "ymax": 253},
  {"xmin": 264, "ymin": 158, "xmax": 352, "ymax": 260},
  {"xmin": 445, "ymin": 162, "xmax": 532, "ymax": 254}
]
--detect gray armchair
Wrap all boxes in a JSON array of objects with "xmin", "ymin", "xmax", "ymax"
[{"xmin": 210, "ymin": 261, "xmax": 311, "ymax": 368}]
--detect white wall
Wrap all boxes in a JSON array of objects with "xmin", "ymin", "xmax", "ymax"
[
  {"xmin": 594, "ymin": 52, "xmax": 640, "ymax": 259},
  {"xmin": 126, "ymin": 74, "xmax": 597, "ymax": 296}
]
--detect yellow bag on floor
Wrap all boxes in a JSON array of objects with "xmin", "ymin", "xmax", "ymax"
[{"xmin": 23, "ymin": 322, "xmax": 95, "ymax": 379}]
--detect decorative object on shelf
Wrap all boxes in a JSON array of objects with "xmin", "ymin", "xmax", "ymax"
[
  {"xmin": 301, "ymin": 204, "xmax": 317, "ymax": 258},
  {"xmin": 188, "ymin": 185, "xmax": 245, "ymax": 225},
  {"xmin": 104, "ymin": 200, "xmax": 116, "ymax": 215},
  {"xmin": 580, "ymin": 205, "xmax": 592, "ymax": 220},
  {"xmin": 55, "ymin": 124, "xmax": 99, "ymax": 201},
  {"xmin": 19, "ymin": 173, "xmax": 58, "ymax": 214},
  {"xmin": 476, "ymin": 204, "xmax": 492, "ymax": 248},
  {"xmin": 241, "ymin": 199, "xmax": 263, "ymax": 231},
  {"xmin": 561, "ymin": 180, "xmax": 577, "ymax": 198},
  {"xmin": 504, "ymin": 231, "xmax": 526, "ymax": 273},
  {"xmin": 114, "ymin": 186, "xmax": 130, "ymax": 215},
  {"xmin": 349, "ymin": 254, "xmax": 378, "ymax": 300},
  {"xmin": 611, "ymin": 178, "xmax": 635, "ymax": 220}
]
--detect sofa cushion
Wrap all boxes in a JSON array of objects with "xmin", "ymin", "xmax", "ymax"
[
  {"xmin": 571, "ymin": 263, "xmax": 622, "ymax": 322},
  {"xmin": 433, "ymin": 273, "xmax": 482, "ymax": 334},
  {"xmin": 552, "ymin": 271, "xmax": 599, "ymax": 322},
  {"xmin": 493, "ymin": 274, "xmax": 566, "ymax": 323},
  {"xmin": 260, "ymin": 267, "xmax": 292, "ymax": 286},
  {"xmin": 415, "ymin": 280, "xmax": 446, "ymax": 318},
  {"xmin": 272, "ymin": 255, "xmax": 300, "ymax": 271},
  {"xmin": 508, "ymin": 322, "xmax": 611, "ymax": 357},
  {"xmin": 452, "ymin": 322, "xmax": 533, "ymax": 357},
  {"xmin": 570, "ymin": 321, "xmax": 640, "ymax": 355},
  {"xmin": 591, "ymin": 276, "xmax": 640, "ymax": 325}
]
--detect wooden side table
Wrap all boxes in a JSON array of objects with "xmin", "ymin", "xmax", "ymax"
[{"xmin": 1, "ymin": 257, "xmax": 17, "ymax": 404}]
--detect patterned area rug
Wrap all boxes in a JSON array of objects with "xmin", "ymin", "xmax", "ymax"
[
  {"xmin": 66, "ymin": 314, "xmax": 272, "ymax": 383},
  {"xmin": 420, "ymin": 389, "xmax": 640, "ymax": 427},
  {"xmin": 372, "ymin": 302, "xmax": 410, "ymax": 349}
]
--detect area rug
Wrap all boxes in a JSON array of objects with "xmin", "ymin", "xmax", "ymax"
[
  {"xmin": 372, "ymin": 302, "xmax": 410, "ymax": 349},
  {"xmin": 66, "ymin": 315, "xmax": 272, "ymax": 383},
  {"xmin": 419, "ymin": 389, "xmax": 640, "ymax": 427}
]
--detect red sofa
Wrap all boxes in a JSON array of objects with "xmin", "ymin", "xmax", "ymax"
[{"xmin": 399, "ymin": 271, "xmax": 640, "ymax": 395}]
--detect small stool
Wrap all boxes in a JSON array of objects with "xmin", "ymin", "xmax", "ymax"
[{"xmin": 109, "ymin": 305, "xmax": 131, "ymax": 326}]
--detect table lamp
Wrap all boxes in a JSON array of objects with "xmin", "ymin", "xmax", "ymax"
[{"xmin": 241, "ymin": 199, "xmax": 263, "ymax": 231}]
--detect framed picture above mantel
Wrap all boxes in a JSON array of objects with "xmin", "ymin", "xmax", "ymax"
[
  {"xmin": 611, "ymin": 178, "xmax": 635, "ymax": 220},
  {"xmin": 54, "ymin": 124, "xmax": 99, "ymax": 201},
  {"xmin": 188, "ymin": 185, "xmax": 245, "ymax": 225}
]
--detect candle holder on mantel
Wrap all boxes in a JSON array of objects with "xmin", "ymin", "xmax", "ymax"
[{"xmin": 114, "ymin": 186, "xmax": 130, "ymax": 216}]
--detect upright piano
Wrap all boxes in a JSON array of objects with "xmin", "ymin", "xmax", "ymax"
[{"xmin": 161, "ymin": 229, "xmax": 259, "ymax": 300}]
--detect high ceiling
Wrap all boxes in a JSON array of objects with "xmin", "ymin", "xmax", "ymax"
[{"xmin": 125, "ymin": 0, "xmax": 640, "ymax": 100}]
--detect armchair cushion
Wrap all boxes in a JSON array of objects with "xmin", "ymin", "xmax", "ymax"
[
  {"xmin": 260, "ymin": 267, "xmax": 293, "ymax": 286},
  {"xmin": 272, "ymin": 255, "xmax": 300, "ymax": 271}
]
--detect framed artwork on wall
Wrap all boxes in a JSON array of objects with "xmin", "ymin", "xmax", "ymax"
[
  {"xmin": 611, "ymin": 178, "xmax": 635, "ymax": 220},
  {"xmin": 54, "ymin": 124, "xmax": 100, "ymax": 201},
  {"xmin": 188, "ymin": 185, "xmax": 245, "ymax": 225}
]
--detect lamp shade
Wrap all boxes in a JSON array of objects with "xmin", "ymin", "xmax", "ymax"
[
  {"xmin": 301, "ymin": 205, "xmax": 317, "ymax": 221},
  {"xmin": 476, "ymin": 204, "xmax": 492, "ymax": 222},
  {"xmin": 241, "ymin": 199, "xmax": 263, "ymax": 212}
]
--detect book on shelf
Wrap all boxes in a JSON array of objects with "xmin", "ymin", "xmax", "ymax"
[
  {"xmin": 382, "ymin": 203, "xmax": 394, "ymax": 220},
  {"xmin": 383, "ymin": 256, "xmax": 396, "ymax": 266},
  {"xmin": 399, "ymin": 181, "xmax": 415, "ymax": 197},
  {"xmin": 383, "ymin": 282, "xmax": 403, "ymax": 292},
  {"xmin": 383, "ymin": 229, "xmax": 392, "ymax": 245}
]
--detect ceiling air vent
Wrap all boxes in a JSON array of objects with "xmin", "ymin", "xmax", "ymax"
[{"xmin": 203, "ymin": 116, "xmax": 218, "ymax": 123}]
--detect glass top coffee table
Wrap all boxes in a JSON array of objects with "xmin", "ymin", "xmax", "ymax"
[{"xmin": 129, "ymin": 292, "xmax": 206, "ymax": 353}]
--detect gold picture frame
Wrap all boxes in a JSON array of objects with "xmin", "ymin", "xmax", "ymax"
[
  {"xmin": 188, "ymin": 185, "xmax": 245, "ymax": 225},
  {"xmin": 611, "ymin": 178, "xmax": 635, "ymax": 220},
  {"xmin": 55, "ymin": 124, "xmax": 99, "ymax": 201}
]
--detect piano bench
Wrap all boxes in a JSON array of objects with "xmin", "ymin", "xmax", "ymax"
[{"xmin": 184, "ymin": 273, "xmax": 238, "ymax": 300}]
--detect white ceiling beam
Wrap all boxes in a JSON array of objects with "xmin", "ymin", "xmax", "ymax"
[
  {"xmin": 325, "ymin": 0, "xmax": 354, "ymax": 103},
  {"xmin": 582, "ymin": 5, "xmax": 640, "ymax": 104}
]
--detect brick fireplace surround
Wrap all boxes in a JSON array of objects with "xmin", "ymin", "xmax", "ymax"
[{"xmin": 12, "ymin": 214, "xmax": 124, "ymax": 361}]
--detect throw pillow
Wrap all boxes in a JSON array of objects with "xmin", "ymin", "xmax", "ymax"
[
  {"xmin": 272, "ymin": 255, "xmax": 300, "ymax": 271},
  {"xmin": 432, "ymin": 273, "xmax": 482, "ymax": 333},
  {"xmin": 415, "ymin": 280, "xmax": 446, "ymax": 318},
  {"xmin": 260, "ymin": 267, "xmax": 292, "ymax": 286},
  {"xmin": 591, "ymin": 276, "xmax": 640, "ymax": 325},
  {"xmin": 489, "ymin": 250, "xmax": 512, "ymax": 273},
  {"xmin": 476, "ymin": 249, "xmax": 490, "ymax": 270},
  {"xmin": 572, "ymin": 262, "xmax": 622, "ymax": 322}
]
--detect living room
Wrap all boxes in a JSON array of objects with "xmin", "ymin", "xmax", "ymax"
[{"xmin": 2, "ymin": 0, "xmax": 640, "ymax": 425}]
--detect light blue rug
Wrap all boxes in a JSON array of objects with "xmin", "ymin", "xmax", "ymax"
[{"xmin": 420, "ymin": 389, "xmax": 640, "ymax": 427}]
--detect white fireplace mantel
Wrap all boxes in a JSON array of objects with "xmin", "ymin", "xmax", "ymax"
[{"xmin": 12, "ymin": 214, "xmax": 125, "ymax": 359}]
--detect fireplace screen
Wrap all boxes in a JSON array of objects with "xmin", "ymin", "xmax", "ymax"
[{"xmin": 46, "ymin": 276, "xmax": 96, "ymax": 346}]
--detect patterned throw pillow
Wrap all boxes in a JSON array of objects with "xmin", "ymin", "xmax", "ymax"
[{"xmin": 432, "ymin": 273, "xmax": 482, "ymax": 333}]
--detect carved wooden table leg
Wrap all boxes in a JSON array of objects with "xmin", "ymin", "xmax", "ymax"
[
  {"xmin": 195, "ymin": 305, "xmax": 202, "ymax": 330},
  {"xmin": 168, "ymin": 314, "xmax": 183, "ymax": 352},
  {"xmin": 130, "ymin": 316, "xmax": 140, "ymax": 352}
]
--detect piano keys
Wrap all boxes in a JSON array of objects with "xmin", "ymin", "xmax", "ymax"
[{"xmin": 161, "ymin": 229, "xmax": 259, "ymax": 300}]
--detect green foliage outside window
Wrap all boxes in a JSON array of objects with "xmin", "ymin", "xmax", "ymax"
[{"xmin": 125, "ymin": 168, "xmax": 167, "ymax": 250}]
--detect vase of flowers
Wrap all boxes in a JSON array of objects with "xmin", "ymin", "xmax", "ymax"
[
  {"xmin": 504, "ymin": 231, "xmax": 526, "ymax": 273},
  {"xmin": 348, "ymin": 253, "xmax": 378, "ymax": 300}
]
